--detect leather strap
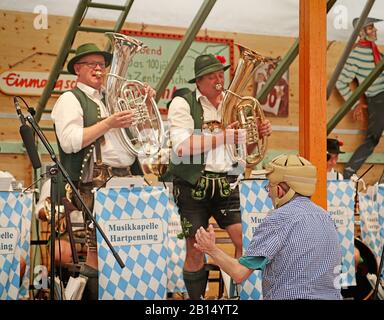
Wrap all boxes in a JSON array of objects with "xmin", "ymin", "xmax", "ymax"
[{"xmin": 94, "ymin": 136, "xmax": 105, "ymax": 165}]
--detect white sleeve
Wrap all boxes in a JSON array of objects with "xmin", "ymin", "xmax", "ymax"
[
  {"xmin": 51, "ymin": 92, "xmax": 84, "ymax": 153},
  {"xmin": 34, "ymin": 179, "xmax": 51, "ymax": 218},
  {"xmin": 167, "ymin": 96, "xmax": 194, "ymax": 153}
]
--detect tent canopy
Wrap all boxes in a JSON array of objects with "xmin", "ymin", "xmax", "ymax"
[{"xmin": 1, "ymin": 0, "xmax": 384, "ymax": 43}]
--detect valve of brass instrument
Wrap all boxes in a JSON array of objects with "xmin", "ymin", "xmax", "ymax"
[
  {"xmin": 237, "ymin": 104, "xmax": 260, "ymax": 144},
  {"xmin": 202, "ymin": 120, "xmax": 223, "ymax": 133}
]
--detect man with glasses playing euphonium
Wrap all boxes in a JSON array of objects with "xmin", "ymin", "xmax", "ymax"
[
  {"xmin": 51, "ymin": 43, "xmax": 155, "ymax": 300},
  {"xmin": 167, "ymin": 54, "xmax": 272, "ymax": 299}
]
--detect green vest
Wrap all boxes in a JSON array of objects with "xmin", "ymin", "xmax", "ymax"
[
  {"xmin": 55, "ymin": 87, "xmax": 143, "ymax": 184},
  {"xmin": 167, "ymin": 91, "xmax": 206, "ymax": 185},
  {"xmin": 55, "ymin": 87, "xmax": 99, "ymax": 183}
]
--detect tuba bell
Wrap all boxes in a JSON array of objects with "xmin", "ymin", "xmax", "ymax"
[
  {"xmin": 222, "ymin": 44, "xmax": 269, "ymax": 167},
  {"xmin": 105, "ymin": 32, "xmax": 165, "ymax": 158}
]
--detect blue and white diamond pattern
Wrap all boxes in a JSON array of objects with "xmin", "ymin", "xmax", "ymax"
[
  {"xmin": 18, "ymin": 193, "xmax": 32, "ymax": 299},
  {"xmin": 0, "ymin": 192, "xmax": 32, "ymax": 300},
  {"xmin": 376, "ymin": 184, "xmax": 384, "ymax": 279},
  {"xmin": 239, "ymin": 180, "xmax": 272, "ymax": 300},
  {"xmin": 95, "ymin": 186, "xmax": 170, "ymax": 300},
  {"xmin": 359, "ymin": 185, "xmax": 382, "ymax": 264},
  {"xmin": 166, "ymin": 199, "xmax": 186, "ymax": 293},
  {"xmin": 327, "ymin": 181, "xmax": 356, "ymax": 287}
]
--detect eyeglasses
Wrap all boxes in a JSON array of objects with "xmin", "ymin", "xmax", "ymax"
[{"xmin": 76, "ymin": 61, "xmax": 106, "ymax": 69}]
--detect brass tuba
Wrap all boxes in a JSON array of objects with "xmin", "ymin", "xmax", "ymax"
[
  {"xmin": 105, "ymin": 32, "xmax": 165, "ymax": 158},
  {"xmin": 222, "ymin": 44, "xmax": 269, "ymax": 167}
]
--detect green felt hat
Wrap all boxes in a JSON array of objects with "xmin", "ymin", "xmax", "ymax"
[
  {"xmin": 67, "ymin": 43, "xmax": 112, "ymax": 75},
  {"xmin": 327, "ymin": 138, "xmax": 345, "ymax": 154},
  {"xmin": 188, "ymin": 54, "xmax": 230, "ymax": 83}
]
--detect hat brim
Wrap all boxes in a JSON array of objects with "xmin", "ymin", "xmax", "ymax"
[
  {"xmin": 328, "ymin": 150, "xmax": 345, "ymax": 154},
  {"xmin": 353, "ymin": 17, "xmax": 383, "ymax": 29},
  {"xmin": 67, "ymin": 51, "xmax": 113, "ymax": 75},
  {"xmin": 251, "ymin": 168, "xmax": 273, "ymax": 176},
  {"xmin": 188, "ymin": 64, "xmax": 230, "ymax": 84}
]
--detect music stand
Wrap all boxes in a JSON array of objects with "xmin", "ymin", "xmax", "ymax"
[{"xmin": 24, "ymin": 114, "xmax": 125, "ymax": 300}]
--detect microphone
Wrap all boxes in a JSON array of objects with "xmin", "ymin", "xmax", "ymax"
[
  {"xmin": 19, "ymin": 124, "xmax": 41, "ymax": 170},
  {"xmin": 20, "ymin": 124, "xmax": 42, "ymax": 170},
  {"xmin": 14, "ymin": 97, "xmax": 42, "ymax": 169},
  {"xmin": 14, "ymin": 96, "xmax": 26, "ymax": 125}
]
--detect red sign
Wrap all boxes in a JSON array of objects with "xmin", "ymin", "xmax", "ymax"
[
  {"xmin": 253, "ymin": 61, "xmax": 289, "ymax": 117},
  {"xmin": 0, "ymin": 71, "xmax": 77, "ymax": 96}
]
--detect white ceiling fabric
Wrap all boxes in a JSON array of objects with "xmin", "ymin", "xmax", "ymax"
[{"xmin": 1, "ymin": 0, "xmax": 384, "ymax": 43}]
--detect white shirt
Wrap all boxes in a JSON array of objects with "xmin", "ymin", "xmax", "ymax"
[
  {"xmin": 167, "ymin": 89, "xmax": 234, "ymax": 173},
  {"xmin": 34, "ymin": 178, "xmax": 51, "ymax": 218},
  {"xmin": 327, "ymin": 168, "xmax": 344, "ymax": 180},
  {"xmin": 51, "ymin": 82, "xmax": 135, "ymax": 168}
]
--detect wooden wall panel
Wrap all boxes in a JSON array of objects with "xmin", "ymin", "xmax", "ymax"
[
  {"xmin": 0, "ymin": 10, "xmax": 382, "ymax": 187},
  {"xmin": 0, "ymin": 154, "xmax": 32, "ymax": 185}
]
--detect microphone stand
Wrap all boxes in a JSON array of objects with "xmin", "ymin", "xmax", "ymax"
[
  {"xmin": 48, "ymin": 165, "xmax": 59, "ymax": 300},
  {"xmin": 24, "ymin": 114, "xmax": 125, "ymax": 300}
]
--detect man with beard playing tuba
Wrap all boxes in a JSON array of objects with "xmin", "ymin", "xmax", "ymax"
[
  {"xmin": 51, "ymin": 43, "xmax": 155, "ymax": 300},
  {"xmin": 167, "ymin": 54, "xmax": 272, "ymax": 299}
]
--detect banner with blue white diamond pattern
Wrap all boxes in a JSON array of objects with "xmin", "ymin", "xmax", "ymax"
[
  {"xmin": 166, "ymin": 198, "xmax": 186, "ymax": 293},
  {"xmin": 239, "ymin": 180, "xmax": 272, "ymax": 300},
  {"xmin": 94, "ymin": 186, "xmax": 169, "ymax": 300},
  {"xmin": 18, "ymin": 193, "xmax": 33, "ymax": 299},
  {"xmin": 0, "ymin": 191, "xmax": 32, "ymax": 300},
  {"xmin": 376, "ymin": 184, "xmax": 384, "ymax": 279},
  {"xmin": 359, "ymin": 184, "xmax": 383, "ymax": 273},
  {"xmin": 327, "ymin": 180, "xmax": 356, "ymax": 287}
]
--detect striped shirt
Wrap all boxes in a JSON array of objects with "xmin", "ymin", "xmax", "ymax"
[
  {"xmin": 245, "ymin": 196, "xmax": 342, "ymax": 300},
  {"xmin": 336, "ymin": 45, "xmax": 384, "ymax": 103}
]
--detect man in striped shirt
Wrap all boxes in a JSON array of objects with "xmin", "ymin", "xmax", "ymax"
[
  {"xmin": 194, "ymin": 154, "xmax": 342, "ymax": 300},
  {"xmin": 336, "ymin": 17, "xmax": 384, "ymax": 179}
]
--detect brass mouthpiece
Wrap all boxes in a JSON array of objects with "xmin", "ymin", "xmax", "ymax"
[
  {"xmin": 95, "ymin": 71, "xmax": 103, "ymax": 78},
  {"xmin": 215, "ymin": 83, "xmax": 223, "ymax": 90}
]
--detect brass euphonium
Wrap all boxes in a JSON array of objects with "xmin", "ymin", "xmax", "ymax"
[
  {"xmin": 222, "ymin": 44, "xmax": 268, "ymax": 167},
  {"xmin": 105, "ymin": 32, "xmax": 165, "ymax": 158}
]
